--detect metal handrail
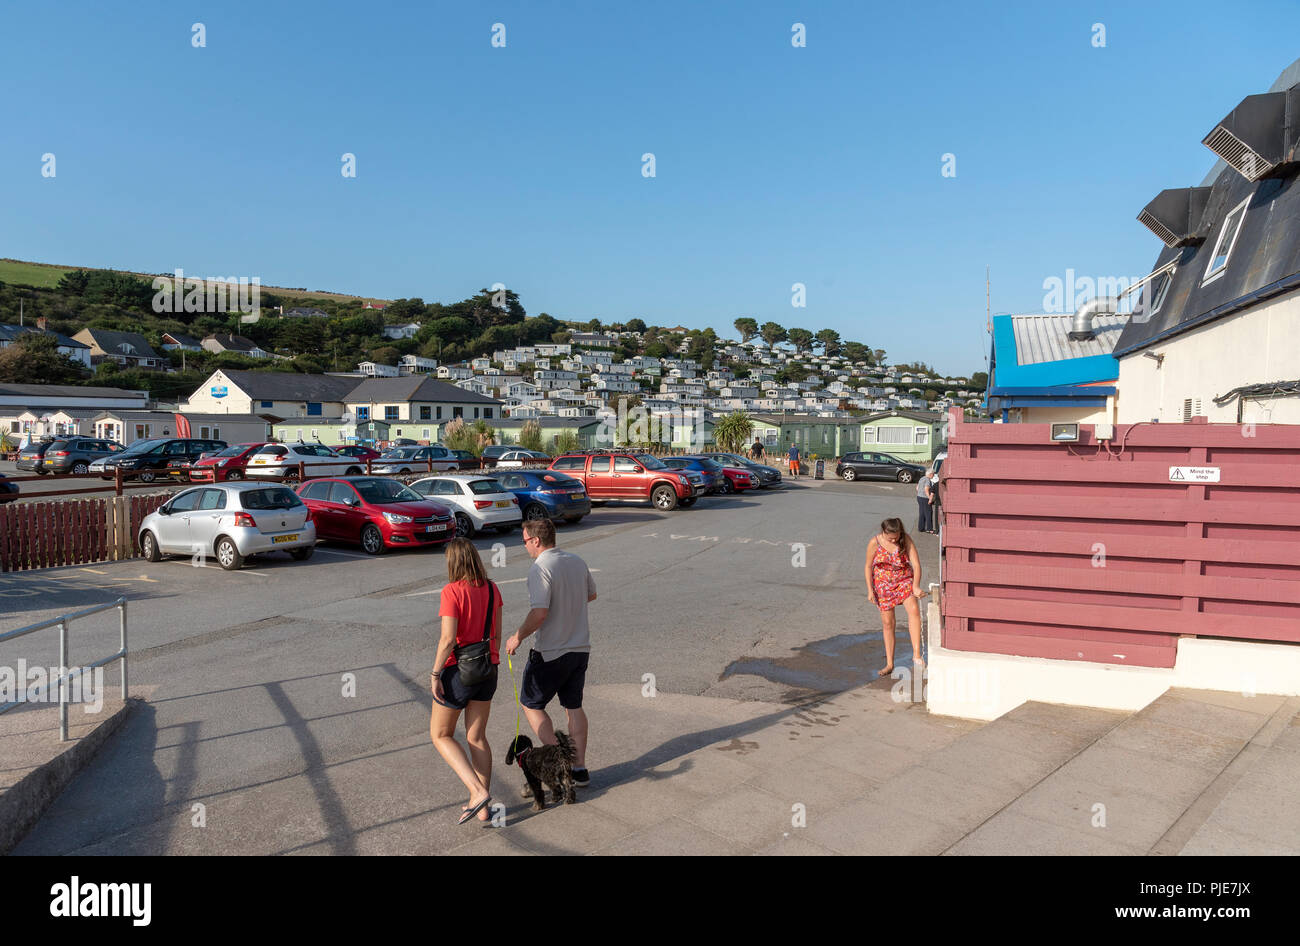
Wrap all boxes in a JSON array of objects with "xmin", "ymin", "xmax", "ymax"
[{"xmin": 0, "ymin": 596, "xmax": 128, "ymax": 741}]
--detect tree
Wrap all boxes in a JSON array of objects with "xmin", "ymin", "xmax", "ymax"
[
  {"xmin": 760, "ymin": 322, "xmax": 787, "ymax": 350},
  {"xmin": 625, "ymin": 318, "xmax": 646, "ymax": 334},
  {"xmin": 734, "ymin": 317, "xmax": 758, "ymax": 343},
  {"xmin": 551, "ymin": 429, "xmax": 581, "ymax": 453},
  {"xmin": 842, "ymin": 341, "xmax": 870, "ymax": 363},
  {"xmin": 519, "ymin": 419, "xmax": 544, "ymax": 452},
  {"xmin": 443, "ymin": 418, "xmax": 496, "ymax": 456},
  {"xmin": 0, "ymin": 333, "xmax": 87, "ymax": 384},
  {"xmin": 714, "ymin": 411, "xmax": 754, "ymax": 454},
  {"xmin": 970, "ymin": 371, "xmax": 989, "ymax": 390},
  {"xmin": 815, "ymin": 329, "xmax": 841, "ymax": 357},
  {"xmin": 787, "ymin": 327, "xmax": 814, "ymax": 354},
  {"xmin": 873, "ymin": 349, "xmax": 887, "ymax": 365}
]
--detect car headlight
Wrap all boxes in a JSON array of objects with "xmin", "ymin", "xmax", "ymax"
[
  {"xmin": 677, "ymin": 475, "xmax": 689, "ymax": 485},
  {"xmin": 383, "ymin": 511, "xmax": 413, "ymax": 524}
]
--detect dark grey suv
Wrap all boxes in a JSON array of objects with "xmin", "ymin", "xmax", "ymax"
[{"xmin": 42, "ymin": 437, "xmax": 125, "ymax": 475}]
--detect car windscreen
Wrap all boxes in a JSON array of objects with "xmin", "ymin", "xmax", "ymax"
[
  {"xmin": 240, "ymin": 487, "xmax": 304, "ymax": 510},
  {"xmin": 214, "ymin": 445, "xmax": 250, "ymax": 458},
  {"xmin": 353, "ymin": 478, "xmax": 423, "ymax": 504},
  {"xmin": 380, "ymin": 448, "xmax": 418, "ymax": 459},
  {"xmin": 468, "ymin": 479, "xmax": 504, "ymax": 495},
  {"xmin": 635, "ymin": 454, "xmax": 667, "ymax": 470},
  {"xmin": 120, "ymin": 439, "xmax": 168, "ymax": 456}
]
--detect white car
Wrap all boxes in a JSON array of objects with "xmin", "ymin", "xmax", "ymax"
[
  {"xmin": 138, "ymin": 482, "xmax": 316, "ymax": 570},
  {"xmin": 370, "ymin": 445, "xmax": 459, "ymax": 475},
  {"xmin": 408, "ymin": 474, "xmax": 522, "ymax": 538},
  {"xmin": 245, "ymin": 442, "xmax": 365, "ymax": 481},
  {"xmin": 493, "ymin": 449, "xmax": 552, "ymax": 468}
]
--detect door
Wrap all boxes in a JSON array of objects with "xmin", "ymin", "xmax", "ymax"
[
  {"xmin": 155, "ymin": 488, "xmax": 202, "ymax": 552},
  {"xmin": 189, "ymin": 488, "xmax": 229, "ymax": 554},
  {"xmin": 585, "ymin": 456, "xmax": 613, "ymax": 499},
  {"xmin": 612, "ymin": 455, "xmax": 644, "ymax": 498},
  {"xmin": 298, "ymin": 480, "xmax": 336, "ymax": 538},
  {"xmin": 327, "ymin": 481, "xmax": 366, "ymax": 541}
]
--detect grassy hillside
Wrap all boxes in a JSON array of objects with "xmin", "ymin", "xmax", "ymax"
[{"xmin": 0, "ymin": 258, "xmax": 391, "ymax": 306}]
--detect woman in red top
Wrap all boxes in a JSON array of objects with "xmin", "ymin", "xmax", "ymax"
[
  {"xmin": 431, "ymin": 538, "xmax": 502, "ymax": 825},
  {"xmin": 865, "ymin": 517, "xmax": 926, "ymax": 679}
]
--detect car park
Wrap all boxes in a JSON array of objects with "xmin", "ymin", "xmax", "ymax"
[
  {"xmin": 95, "ymin": 438, "xmax": 228, "ymax": 483},
  {"xmin": 138, "ymin": 482, "xmax": 316, "ymax": 570},
  {"xmin": 0, "ymin": 473, "xmax": 18, "ymax": 503},
  {"xmin": 835, "ymin": 451, "xmax": 926, "ymax": 483},
  {"xmin": 407, "ymin": 474, "xmax": 522, "ymax": 537},
  {"xmin": 714, "ymin": 463, "xmax": 755, "ymax": 493},
  {"xmin": 487, "ymin": 469, "xmax": 591, "ymax": 525},
  {"xmin": 661, "ymin": 456, "xmax": 727, "ymax": 494},
  {"xmin": 493, "ymin": 449, "xmax": 551, "ymax": 468},
  {"xmin": 15, "ymin": 440, "xmax": 55, "ymax": 474},
  {"xmin": 41, "ymin": 438, "xmax": 124, "ymax": 475},
  {"xmin": 702, "ymin": 452, "xmax": 783, "ymax": 488},
  {"xmin": 369, "ymin": 444, "xmax": 458, "ymax": 475},
  {"xmin": 295, "ymin": 476, "xmax": 454, "ymax": 554},
  {"xmin": 245, "ymin": 442, "xmax": 364, "ymax": 481},
  {"xmin": 188, "ymin": 443, "xmax": 275, "ymax": 483},
  {"xmin": 549, "ymin": 450, "xmax": 696, "ymax": 510},
  {"xmin": 479, "ymin": 445, "xmax": 514, "ymax": 467},
  {"xmin": 449, "ymin": 449, "xmax": 478, "ymax": 470}
]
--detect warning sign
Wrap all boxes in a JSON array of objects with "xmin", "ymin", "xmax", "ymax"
[{"xmin": 1169, "ymin": 466, "xmax": 1220, "ymax": 483}]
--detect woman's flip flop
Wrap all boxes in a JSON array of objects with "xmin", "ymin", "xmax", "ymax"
[{"xmin": 457, "ymin": 795, "xmax": 491, "ymax": 826}]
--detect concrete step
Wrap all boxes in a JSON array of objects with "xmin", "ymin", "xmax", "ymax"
[
  {"xmin": 947, "ymin": 688, "xmax": 1293, "ymax": 855},
  {"xmin": 803, "ymin": 700, "xmax": 1126, "ymax": 854}
]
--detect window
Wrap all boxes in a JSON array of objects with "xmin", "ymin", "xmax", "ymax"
[
  {"xmin": 1145, "ymin": 271, "xmax": 1172, "ymax": 316},
  {"xmin": 168, "ymin": 490, "xmax": 203, "ymax": 513},
  {"xmin": 590, "ymin": 457, "xmax": 611, "ymax": 472},
  {"xmin": 328, "ymin": 482, "xmax": 359, "ymax": 505},
  {"xmin": 356, "ymin": 407, "xmax": 369, "ymax": 421},
  {"xmin": 436, "ymin": 406, "xmax": 443, "ymax": 420},
  {"xmin": 862, "ymin": 427, "xmax": 876, "ymax": 443},
  {"xmin": 914, "ymin": 427, "xmax": 929, "ymax": 445},
  {"xmin": 1203, "ymin": 198, "xmax": 1249, "ymax": 285},
  {"xmin": 422, "ymin": 429, "xmax": 430, "ymax": 439},
  {"xmin": 135, "ymin": 424, "xmax": 150, "ymax": 440},
  {"xmin": 484, "ymin": 408, "xmax": 493, "ymax": 419},
  {"xmin": 310, "ymin": 429, "xmax": 318, "ymax": 439},
  {"xmin": 199, "ymin": 427, "xmax": 209, "ymax": 439},
  {"xmin": 8, "ymin": 422, "xmax": 17, "ymax": 433},
  {"xmin": 296, "ymin": 429, "xmax": 304, "ymax": 442},
  {"xmin": 453, "ymin": 407, "xmax": 463, "ymax": 419},
  {"xmin": 613, "ymin": 457, "xmax": 639, "ymax": 472},
  {"xmin": 419, "ymin": 406, "xmax": 431, "ymax": 420},
  {"xmin": 553, "ymin": 456, "xmax": 585, "ymax": 471},
  {"xmin": 384, "ymin": 406, "xmax": 399, "ymax": 421},
  {"xmin": 300, "ymin": 481, "xmax": 331, "ymax": 501},
  {"xmin": 212, "ymin": 428, "xmax": 220, "ymax": 441},
  {"xmin": 198, "ymin": 489, "xmax": 227, "ymax": 510},
  {"xmin": 877, "ymin": 426, "xmax": 911, "ymax": 444},
  {"xmin": 260, "ymin": 401, "xmax": 273, "ymax": 408},
  {"xmin": 307, "ymin": 403, "xmax": 322, "ymax": 417}
]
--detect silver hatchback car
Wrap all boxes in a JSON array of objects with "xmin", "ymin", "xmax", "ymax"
[{"xmin": 139, "ymin": 482, "xmax": 317, "ymax": 570}]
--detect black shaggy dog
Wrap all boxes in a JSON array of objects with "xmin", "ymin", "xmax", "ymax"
[{"xmin": 505, "ymin": 732, "xmax": 577, "ymax": 810}]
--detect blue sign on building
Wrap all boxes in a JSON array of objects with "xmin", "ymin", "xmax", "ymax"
[{"xmin": 211, "ymin": 386, "xmax": 228, "ymax": 398}]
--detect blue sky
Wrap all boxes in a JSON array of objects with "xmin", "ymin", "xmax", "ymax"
[{"xmin": 3, "ymin": 1, "xmax": 1298, "ymax": 377}]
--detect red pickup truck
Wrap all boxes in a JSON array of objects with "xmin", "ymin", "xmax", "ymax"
[{"xmin": 548, "ymin": 450, "xmax": 697, "ymax": 510}]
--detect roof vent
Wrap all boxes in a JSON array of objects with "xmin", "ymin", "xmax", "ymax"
[
  {"xmin": 1068, "ymin": 298, "xmax": 1117, "ymax": 342},
  {"xmin": 1137, "ymin": 187, "xmax": 1213, "ymax": 246},
  {"xmin": 1201, "ymin": 84, "xmax": 1300, "ymax": 181}
]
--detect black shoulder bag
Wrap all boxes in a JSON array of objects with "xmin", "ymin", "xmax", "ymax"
[{"xmin": 454, "ymin": 581, "xmax": 497, "ymax": 686}]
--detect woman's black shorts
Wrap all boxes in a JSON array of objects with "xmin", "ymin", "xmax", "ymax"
[{"xmin": 434, "ymin": 662, "xmax": 499, "ymax": 710}]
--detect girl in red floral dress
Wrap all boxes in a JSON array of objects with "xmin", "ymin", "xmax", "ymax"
[{"xmin": 865, "ymin": 517, "xmax": 926, "ymax": 678}]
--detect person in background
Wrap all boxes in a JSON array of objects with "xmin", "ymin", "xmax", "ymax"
[
  {"xmin": 916, "ymin": 467, "xmax": 933, "ymax": 534},
  {"xmin": 750, "ymin": 437, "xmax": 765, "ymax": 462},
  {"xmin": 430, "ymin": 538, "xmax": 502, "ymax": 825},
  {"xmin": 865, "ymin": 517, "xmax": 925, "ymax": 678},
  {"xmin": 788, "ymin": 442, "xmax": 801, "ymax": 477},
  {"xmin": 928, "ymin": 466, "xmax": 942, "ymax": 535}
]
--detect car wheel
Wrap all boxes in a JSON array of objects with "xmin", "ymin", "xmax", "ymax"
[
  {"xmin": 897, "ymin": 470, "xmax": 915, "ymax": 484},
  {"xmin": 524, "ymin": 503, "xmax": 549, "ymax": 521},
  {"xmin": 454, "ymin": 513, "xmax": 474, "ymax": 538},
  {"xmin": 139, "ymin": 470, "xmax": 156, "ymax": 483},
  {"xmin": 842, "ymin": 468, "xmax": 857, "ymax": 481},
  {"xmin": 72, "ymin": 462, "xmax": 89, "ymax": 475},
  {"xmin": 227, "ymin": 469, "xmax": 243, "ymax": 480},
  {"xmin": 215, "ymin": 536, "xmax": 243, "ymax": 570},
  {"xmin": 290, "ymin": 546, "xmax": 314, "ymax": 561},
  {"xmin": 345, "ymin": 466, "xmax": 362, "ymax": 475},
  {"xmin": 141, "ymin": 530, "xmax": 161, "ymax": 562},
  {"xmin": 361, "ymin": 524, "xmax": 387, "ymax": 555},
  {"xmin": 721, "ymin": 480, "xmax": 734, "ymax": 494},
  {"xmin": 652, "ymin": 485, "xmax": 678, "ymax": 511}
]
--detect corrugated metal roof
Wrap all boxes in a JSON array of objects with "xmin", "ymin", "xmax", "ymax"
[{"xmin": 1010, "ymin": 313, "xmax": 1129, "ymax": 366}]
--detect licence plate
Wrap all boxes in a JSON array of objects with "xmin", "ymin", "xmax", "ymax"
[
  {"xmin": 272, "ymin": 534, "xmax": 299, "ymax": 544},
  {"xmin": 495, "ymin": 500, "xmax": 511, "ymax": 507},
  {"xmin": 569, "ymin": 493, "xmax": 585, "ymax": 501},
  {"xmin": 253, "ymin": 459, "xmax": 267, "ymax": 464},
  {"xmin": 426, "ymin": 524, "xmax": 447, "ymax": 532}
]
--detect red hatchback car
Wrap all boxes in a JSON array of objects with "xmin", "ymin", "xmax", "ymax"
[
  {"xmin": 295, "ymin": 476, "xmax": 455, "ymax": 554},
  {"xmin": 188, "ymin": 442, "xmax": 273, "ymax": 483}
]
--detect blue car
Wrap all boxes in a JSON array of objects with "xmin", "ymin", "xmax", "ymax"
[
  {"xmin": 490, "ymin": 469, "xmax": 591, "ymax": 524},
  {"xmin": 661, "ymin": 456, "xmax": 727, "ymax": 494}
]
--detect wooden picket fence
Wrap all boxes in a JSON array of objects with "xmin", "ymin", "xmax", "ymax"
[{"xmin": 0, "ymin": 493, "xmax": 169, "ymax": 572}]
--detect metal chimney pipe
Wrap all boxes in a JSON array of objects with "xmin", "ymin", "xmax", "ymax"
[{"xmin": 1068, "ymin": 297, "xmax": 1117, "ymax": 341}]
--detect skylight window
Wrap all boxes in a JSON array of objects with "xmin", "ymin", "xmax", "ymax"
[{"xmin": 1202, "ymin": 197, "xmax": 1249, "ymax": 286}]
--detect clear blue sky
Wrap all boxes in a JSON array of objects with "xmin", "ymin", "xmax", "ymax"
[{"xmin": 3, "ymin": 0, "xmax": 1298, "ymax": 377}]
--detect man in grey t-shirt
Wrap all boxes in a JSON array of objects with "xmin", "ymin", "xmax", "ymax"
[{"xmin": 505, "ymin": 518, "xmax": 597, "ymax": 784}]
